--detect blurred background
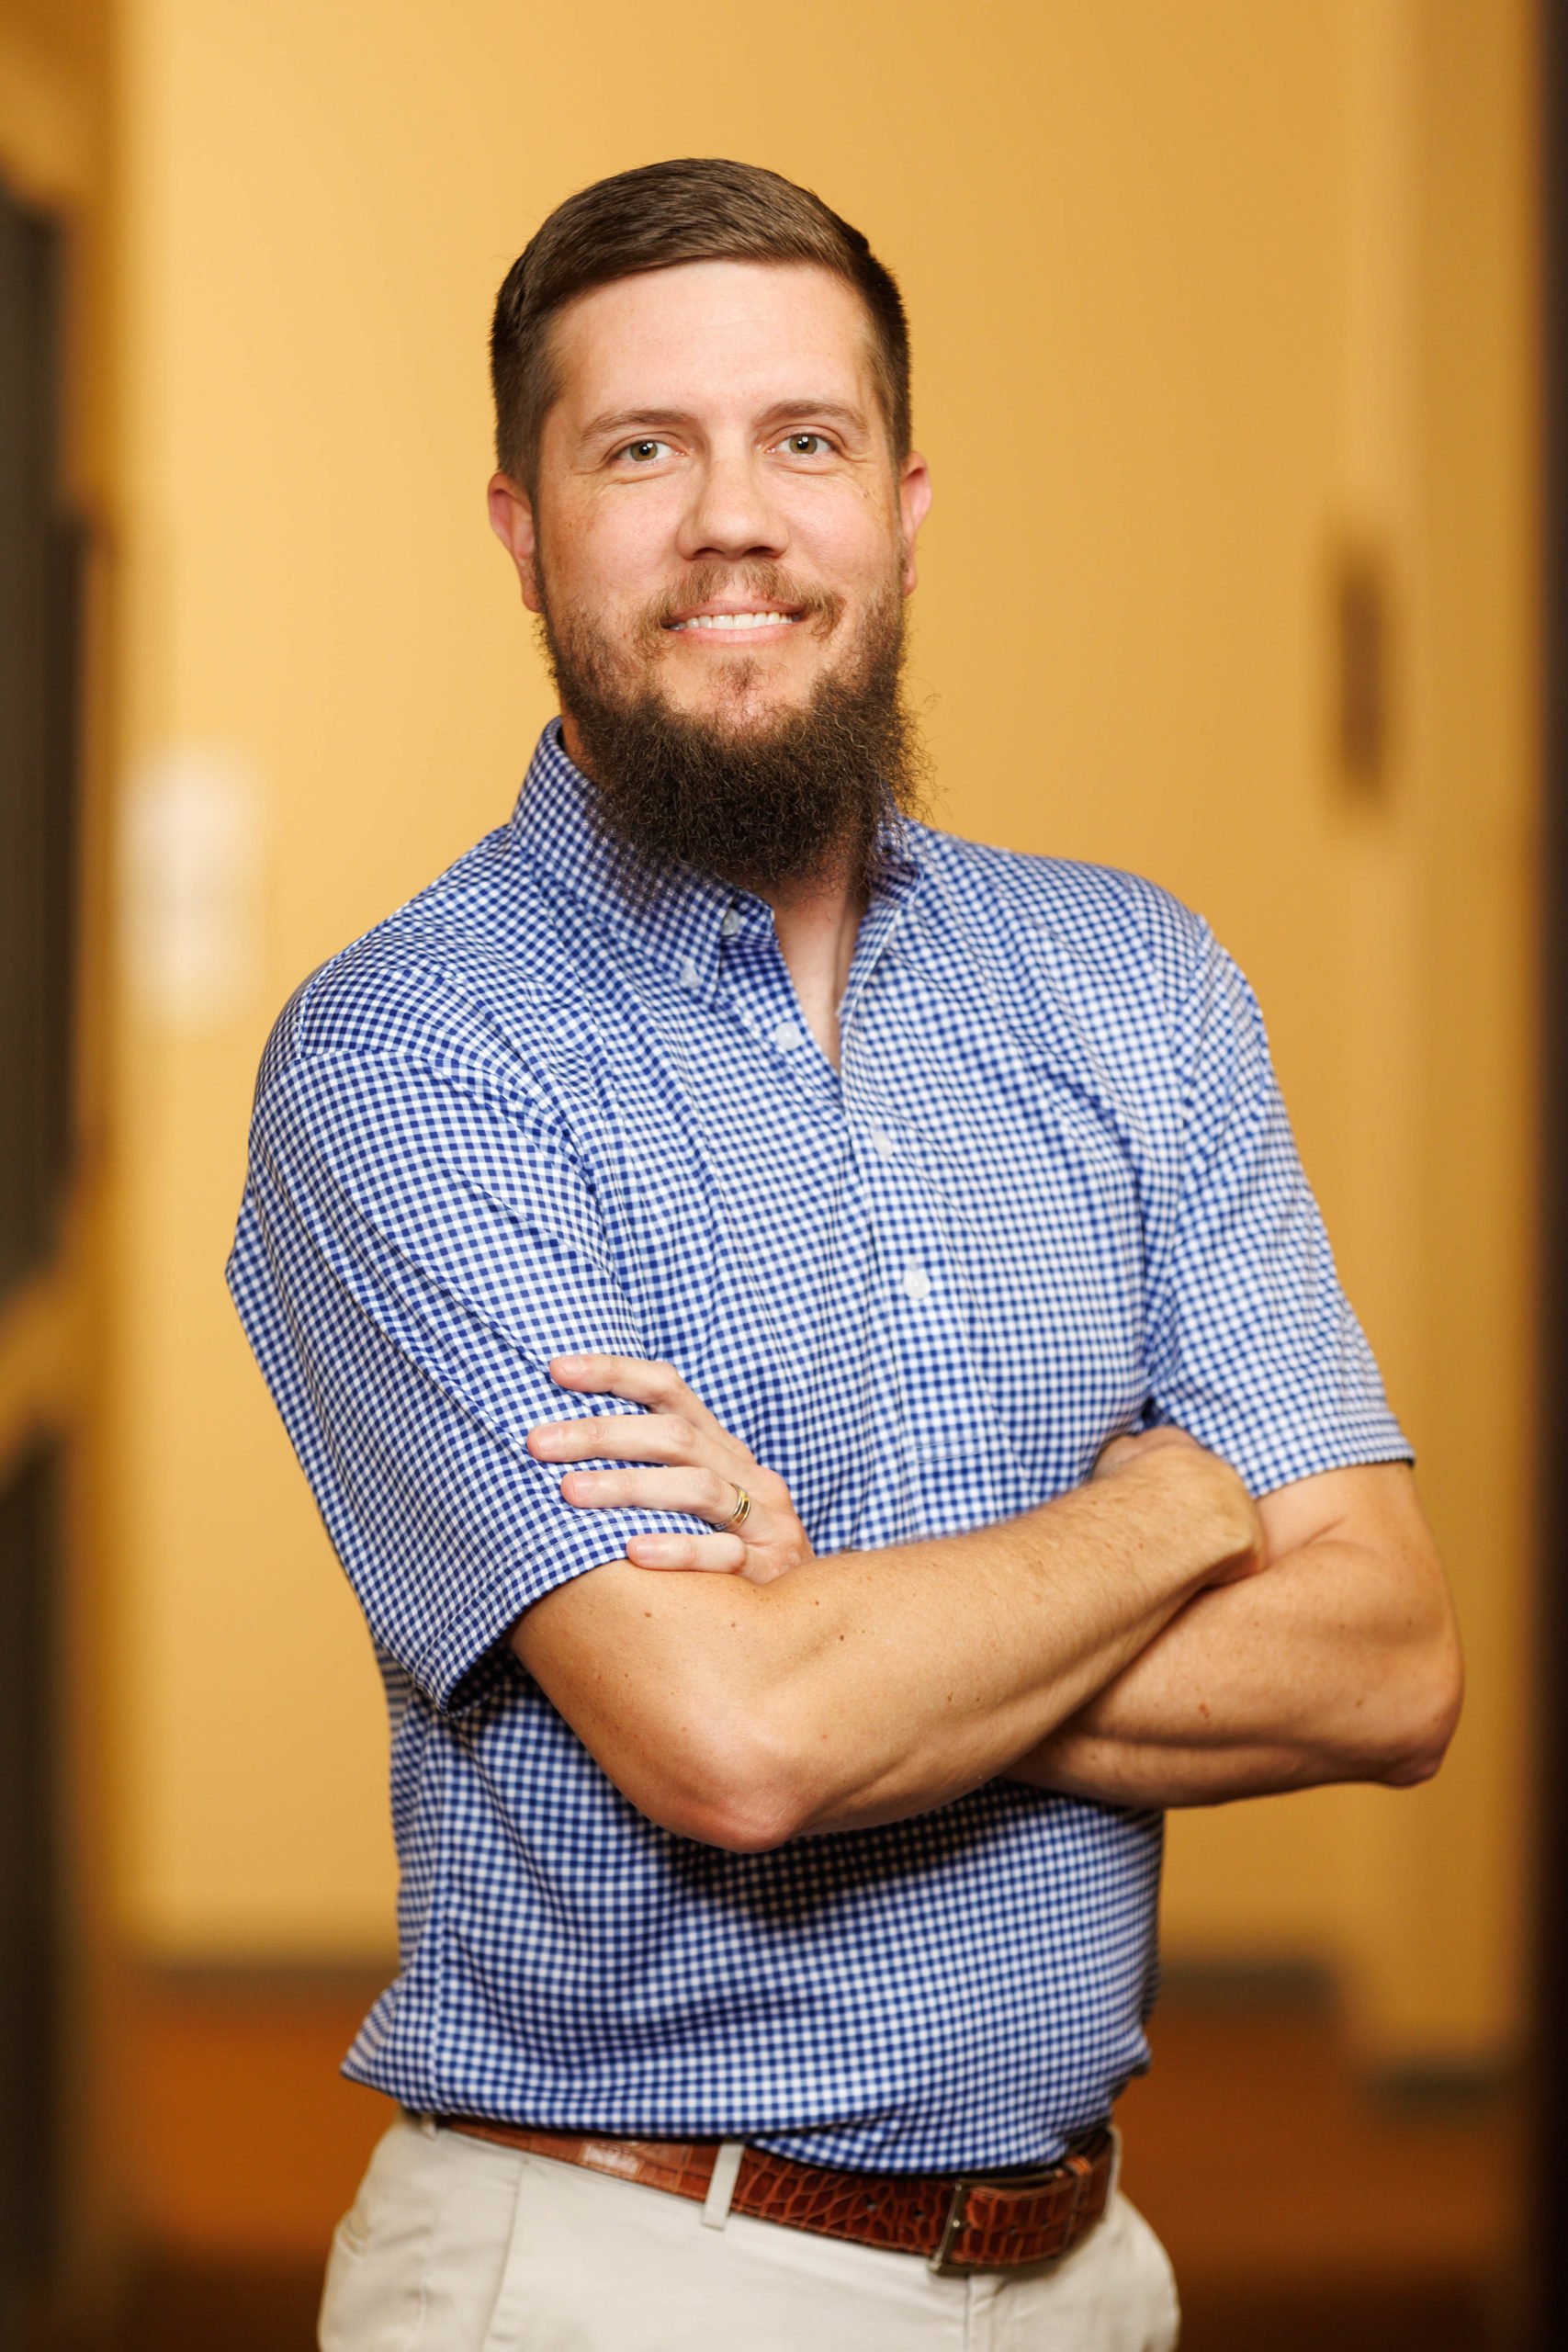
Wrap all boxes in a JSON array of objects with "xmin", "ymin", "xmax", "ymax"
[{"xmin": 0, "ymin": 0, "xmax": 1548, "ymax": 2346}]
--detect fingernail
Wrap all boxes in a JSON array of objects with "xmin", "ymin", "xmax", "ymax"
[{"xmin": 628, "ymin": 1538, "xmax": 681, "ymax": 1566}]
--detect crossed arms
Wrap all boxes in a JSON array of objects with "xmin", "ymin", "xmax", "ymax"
[{"xmin": 512, "ymin": 1354, "xmax": 1462, "ymax": 1852}]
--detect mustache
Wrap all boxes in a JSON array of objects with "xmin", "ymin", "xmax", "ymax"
[{"xmin": 637, "ymin": 564, "xmax": 844, "ymax": 640}]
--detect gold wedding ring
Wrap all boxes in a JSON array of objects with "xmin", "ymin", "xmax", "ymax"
[{"xmin": 720, "ymin": 1483, "xmax": 752, "ymax": 1532}]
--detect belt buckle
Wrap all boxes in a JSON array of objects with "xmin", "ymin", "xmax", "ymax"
[
  {"xmin": 927, "ymin": 2153, "xmax": 1093, "ymax": 2277},
  {"xmin": 928, "ymin": 2178, "xmax": 976, "ymax": 2277}
]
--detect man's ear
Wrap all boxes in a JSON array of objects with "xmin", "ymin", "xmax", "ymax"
[
  {"xmin": 898, "ymin": 451, "xmax": 932, "ymax": 596},
  {"xmin": 488, "ymin": 472, "xmax": 543, "ymax": 613}
]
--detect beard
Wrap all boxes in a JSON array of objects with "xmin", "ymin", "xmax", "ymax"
[{"xmin": 535, "ymin": 559, "xmax": 927, "ymax": 897}]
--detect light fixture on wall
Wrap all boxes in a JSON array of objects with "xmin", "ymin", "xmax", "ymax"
[{"xmin": 1331, "ymin": 536, "xmax": 1397, "ymax": 800}]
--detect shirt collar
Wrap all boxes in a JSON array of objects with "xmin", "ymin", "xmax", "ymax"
[{"xmin": 509, "ymin": 718, "xmax": 924, "ymax": 1001}]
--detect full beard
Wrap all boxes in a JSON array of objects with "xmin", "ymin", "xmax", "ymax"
[{"xmin": 536, "ymin": 561, "xmax": 927, "ymax": 897}]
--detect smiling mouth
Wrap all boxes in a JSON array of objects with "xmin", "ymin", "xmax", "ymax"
[{"xmin": 664, "ymin": 610, "xmax": 803, "ymax": 633}]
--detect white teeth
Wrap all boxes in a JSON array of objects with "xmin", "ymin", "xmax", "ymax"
[{"xmin": 672, "ymin": 611, "xmax": 797, "ymax": 631}]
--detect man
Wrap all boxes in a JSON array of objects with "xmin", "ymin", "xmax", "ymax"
[{"xmin": 229, "ymin": 158, "xmax": 1461, "ymax": 2350}]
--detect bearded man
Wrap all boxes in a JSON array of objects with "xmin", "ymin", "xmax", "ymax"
[{"xmin": 229, "ymin": 159, "xmax": 1461, "ymax": 2352}]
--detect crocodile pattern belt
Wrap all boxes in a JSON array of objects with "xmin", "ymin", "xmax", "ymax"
[{"xmin": 440, "ymin": 2119, "xmax": 1115, "ymax": 2276}]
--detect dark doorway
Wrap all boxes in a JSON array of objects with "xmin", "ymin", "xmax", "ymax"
[
  {"xmin": 0, "ymin": 176, "xmax": 80, "ymax": 2352},
  {"xmin": 0, "ymin": 178, "xmax": 79, "ymax": 1304}
]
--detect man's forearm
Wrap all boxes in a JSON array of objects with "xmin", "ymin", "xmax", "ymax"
[
  {"xmin": 515, "ymin": 1436, "xmax": 1260, "ymax": 1849},
  {"xmin": 1007, "ymin": 1478, "xmax": 1461, "ymax": 1807}
]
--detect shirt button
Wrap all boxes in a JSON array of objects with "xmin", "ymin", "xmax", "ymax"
[
  {"xmin": 900, "ymin": 1264, "xmax": 932, "ymax": 1302},
  {"xmin": 721, "ymin": 908, "xmax": 742, "ymax": 939},
  {"xmin": 773, "ymin": 1020, "xmax": 804, "ymax": 1052},
  {"xmin": 870, "ymin": 1127, "xmax": 897, "ymax": 1159},
  {"xmin": 680, "ymin": 956, "xmax": 699, "ymax": 989}
]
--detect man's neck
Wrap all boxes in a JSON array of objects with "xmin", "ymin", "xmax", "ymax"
[{"xmin": 763, "ymin": 875, "xmax": 864, "ymax": 1070}]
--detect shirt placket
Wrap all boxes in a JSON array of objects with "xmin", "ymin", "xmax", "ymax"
[
  {"xmin": 839, "ymin": 905, "xmax": 1019, "ymax": 1541},
  {"xmin": 714, "ymin": 899, "xmax": 842, "ymax": 1107},
  {"xmin": 844, "ymin": 1085, "xmax": 1011, "ymax": 1535}
]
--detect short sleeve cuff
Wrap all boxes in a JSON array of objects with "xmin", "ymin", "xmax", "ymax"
[
  {"xmin": 1164, "ymin": 1398, "xmax": 1414, "ymax": 1499},
  {"xmin": 416, "ymin": 1502, "xmax": 709, "ymax": 1714}
]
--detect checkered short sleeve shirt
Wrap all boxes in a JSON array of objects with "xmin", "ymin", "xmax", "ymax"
[{"xmin": 228, "ymin": 722, "xmax": 1410, "ymax": 2173}]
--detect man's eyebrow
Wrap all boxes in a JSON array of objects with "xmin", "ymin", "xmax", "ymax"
[
  {"xmin": 579, "ymin": 408, "xmax": 697, "ymax": 443},
  {"xmin": 752, "ymin": 399, "xmax": 872, "ymax": 436},
  {"xmin": 577, "ymin": 399, "xmax": 874, "ymax": 445}
]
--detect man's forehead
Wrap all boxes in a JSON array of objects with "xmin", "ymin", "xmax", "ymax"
[{"xmin": 549, "ymin": 260, "xmax": 880, "ymax": 424}]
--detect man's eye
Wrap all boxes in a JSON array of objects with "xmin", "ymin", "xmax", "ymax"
[
  {"xmin": 619, "ymin": 439, "xmax": 671, "ymax": 464},
  {"xmin": 781, "ymin": 433, "xmax": 831, "ymax": 458}
]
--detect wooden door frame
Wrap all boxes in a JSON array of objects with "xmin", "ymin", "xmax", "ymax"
[{"xmin": 1532, "ymin": 0, "xmax": 1568, "ymax": 2335}]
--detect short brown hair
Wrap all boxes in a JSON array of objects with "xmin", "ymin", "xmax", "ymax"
[{"xmin": 490, "ymin": 158, "xmax": 911, "ymax": 491}]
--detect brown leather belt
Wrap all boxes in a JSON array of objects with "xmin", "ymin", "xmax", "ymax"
[{"xmin": 440, "ymin": 2118, "xmax": 1115, "ymax": 2276}]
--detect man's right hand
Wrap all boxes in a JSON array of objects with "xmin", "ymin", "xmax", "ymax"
[{"xmin": 1090, "ymin": 1424, "xmax": 1265, "ymax": 1588}]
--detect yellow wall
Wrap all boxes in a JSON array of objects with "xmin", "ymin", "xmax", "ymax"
[{"xmin": 105, "ymin": 0, "xmax": 1538, "ymax": 2061}]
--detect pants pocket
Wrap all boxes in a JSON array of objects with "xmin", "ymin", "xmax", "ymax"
[
  {"xmin": 318, "ymin": 2119, "xmax": 443, "ymax": 2352},
  {"xmin": 1114, "ymin": 2197, "xmax": 1181, "ymax": 2352}
]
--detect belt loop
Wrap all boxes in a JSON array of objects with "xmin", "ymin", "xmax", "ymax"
[
  {"xmin": 929, "ymin": 2180, "xmax": 972, "ymax": 2275},
  {"xmin": 701, "ymin": 2142, "xmax": 745, "ymax": 2230}
]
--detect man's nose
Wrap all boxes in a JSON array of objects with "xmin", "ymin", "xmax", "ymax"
[{"xmin": 676, "ymin": 447, "xmax": 787, "ymax": 563}]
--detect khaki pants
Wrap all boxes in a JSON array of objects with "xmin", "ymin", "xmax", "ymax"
[{"xmin": 319, "ymin": 2115, "xmax": 1181, "ymax": 2351}]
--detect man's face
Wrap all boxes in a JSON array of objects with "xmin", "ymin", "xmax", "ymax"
[{"xmin": 490, "ymin": 259, "xmax": 931, "ymax": 758}]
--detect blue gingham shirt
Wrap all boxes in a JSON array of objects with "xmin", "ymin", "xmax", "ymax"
[{"xmin": 229, "ymin": 721, "xmax": 1409, "ymax": 2172}]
